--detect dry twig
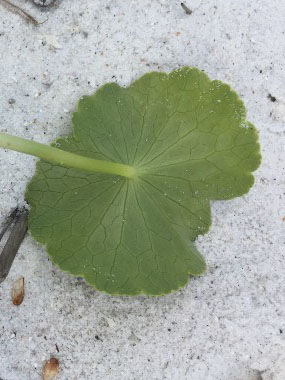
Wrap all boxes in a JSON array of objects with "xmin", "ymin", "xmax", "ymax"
[
  {"xmin": 0, "ymin": 0, "xmax": 40, "ymax": 25},
  {"xmin": 0, "ymin": 208, "xmax": 28, "ymax": 283}
]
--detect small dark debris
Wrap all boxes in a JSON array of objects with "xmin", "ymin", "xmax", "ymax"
[
  {"xmin": 268, "ymin": 93, "xmax": 277, "ymax": 102},
  {"xmin": 95, "ymin": 335, "xmax": 102, "ymax": 341},
  {"xmin": 8, "ymin": 98, "xmax": 15, "ymax": 104},
  {"xmin": 55, "ymin": 343, "xmax": 59, "ymax": 352},
  {"xmin": 32, "ymin": 0, "xmax": 57, "ymax": 7},
  {"xmin": 167, "ymin": 328, "xmax": 171, "ymax": 331},
  {"xmin": 181, "ymin": 3, "xmax": 192, "ymax": 15},
  {"xmin": 280, "ymin": 329, "xmax": 283, "ymax": 334}
]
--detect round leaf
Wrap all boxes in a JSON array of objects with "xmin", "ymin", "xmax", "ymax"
[{"xmin": 26, "ymin": 67, "xmax": 261, "ymax": 295}]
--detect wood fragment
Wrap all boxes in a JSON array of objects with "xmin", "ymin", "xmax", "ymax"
[
  {"xmin": 255, "ymin": 370, "xmax": 264, "ymax": 380},
  {"xmin": 181, "ymin": 2, "xmax": 192, "ymax": 15},
  {"xmin": 0, "ymin": 207, "xmax": 18, "ymax": 242},
  {"xmin": 43, "ymin": 358, "xmax": 59, "ymax": 380},
  {"xmin": 0, "ymin": 0, "xmax": 40, "ymax": 25},
  {"xmin": 0, "ymin": 209, "xmax": 28, "ymax": 283},
  {"xmin": 12, "ymin": 276, "xmax": 25, "ymax": 306}
]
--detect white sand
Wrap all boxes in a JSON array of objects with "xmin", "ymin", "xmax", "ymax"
[{"xmin": 0, "ymin": 0, "xmax": 284, "ymax": 379}]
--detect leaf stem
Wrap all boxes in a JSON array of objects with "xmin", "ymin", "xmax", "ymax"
[{"xmin": 0, "ymin": 133, "xmax": 136, "ymax": 178}]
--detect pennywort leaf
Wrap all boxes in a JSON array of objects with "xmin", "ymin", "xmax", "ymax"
[{"xmin": 0, "ymin": 67, "xmax": 261, "ymax": 295}]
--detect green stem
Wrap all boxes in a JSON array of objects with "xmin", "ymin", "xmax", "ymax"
[{"xmin": 0, "ymin": 133, "xmax": 136, "ymax": 179}]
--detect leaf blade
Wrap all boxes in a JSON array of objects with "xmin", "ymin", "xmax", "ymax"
[{"xmin": 26, "ymin": 67, "xmax": 261, "ymax": 295}]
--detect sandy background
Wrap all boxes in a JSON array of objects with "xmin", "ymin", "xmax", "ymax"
[{"xmin": 0, "ymin": 0, "xmax": 284, "ymax": 379}]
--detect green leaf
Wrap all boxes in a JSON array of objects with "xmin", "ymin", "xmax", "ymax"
[{"xmin": 26, "ymin": 67, "xmax": 261, "ymax": 295}]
